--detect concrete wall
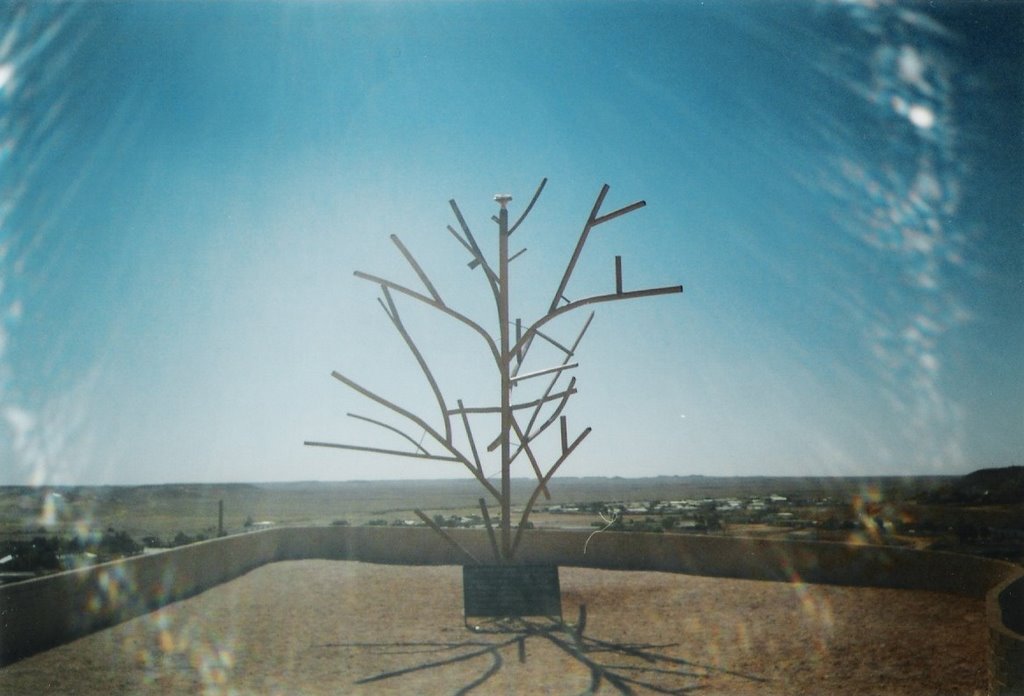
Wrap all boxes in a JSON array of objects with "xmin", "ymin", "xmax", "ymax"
[
  {"xmin": 502, "ymin": 530, "xmax": 1014, "ymax": 597},
  {"xmin": 988, "ymin": 571, "xmax": 1024, "ymax": 696},
  {"xmin": 0, "ymin": 531, "xmax": 279, "ymax": 665},
  {"xmin": 2, "ymin": 527, "xmax": 1021, "ymax": 693}
]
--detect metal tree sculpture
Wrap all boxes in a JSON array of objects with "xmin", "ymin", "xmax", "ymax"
[{"xmin": 306, "ymin": 179, "xmax": 682, "ymax": 561}]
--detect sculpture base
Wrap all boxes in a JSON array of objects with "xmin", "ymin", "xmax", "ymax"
[{"xmin": 462, "ymin": 565, "xmax": 562, "ymax": 628}]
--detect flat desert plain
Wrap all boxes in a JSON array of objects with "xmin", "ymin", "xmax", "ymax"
[{"xmin": 0, "ymin": 560, "xmax": 987, "ymax": 695}]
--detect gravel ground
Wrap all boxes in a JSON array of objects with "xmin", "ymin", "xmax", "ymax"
[{"xmin": 0, "ymin": 560, "xmax": 988, "ymax": 695}]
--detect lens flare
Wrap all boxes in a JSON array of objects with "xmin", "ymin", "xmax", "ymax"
[{"xmin": 817, "ymin": 1, "xmax": 967, "ymax": 472}]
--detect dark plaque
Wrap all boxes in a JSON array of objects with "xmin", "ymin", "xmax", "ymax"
[{"xmin": 463, "ymin": 565, "xmax": 562, "ymax": 618}]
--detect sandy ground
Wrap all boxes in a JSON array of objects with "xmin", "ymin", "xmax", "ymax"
[{"xmin": 0, "ymin": 560, "xmax": 988, "ymax": 695}]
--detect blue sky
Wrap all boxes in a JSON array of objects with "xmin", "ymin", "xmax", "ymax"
[{"xmin": 1, "ymin": 1, "xmax": 1021, "ymax": 485}]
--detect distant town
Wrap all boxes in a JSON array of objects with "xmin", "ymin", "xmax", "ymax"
[{"xmin": 1, "ymin": 466, "xmax": 1021, "ymax": 584}]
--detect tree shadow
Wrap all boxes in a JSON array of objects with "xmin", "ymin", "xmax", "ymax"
[{"xmin": 320, "ymin": 609, "xmax": 769, "ymax": 695}]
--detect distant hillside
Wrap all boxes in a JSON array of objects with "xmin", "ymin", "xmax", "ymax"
[{"xmin": 920, "ymin": 466, "xmax": 1023, "ymax": 505}]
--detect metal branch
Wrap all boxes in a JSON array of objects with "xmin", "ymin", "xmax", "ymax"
[
  {"xmin": 510, "ymin": 416, "xmax": 551, "ymax": 500},
  {"xmin": 492, "ymin": 376, "xmax": 578, "ymax": 455},
  {"xmin": 513, "ymin": 285, "xmax": 682, "ymax": 364},
  {"xmin": 510, "ymin": 362, "xmax": 578, "ymax": 385},
  {"xmin": 329, "ymin": 370, "xmax": 500, "ymax": 501},
  {"xmin": 376, "ymin": 297, "xmax": 394, "ymax": 322},
  {"xmin": 519, "ymin": 376, "xmax": 577, "ymax": 457},
  {"xmin": 511, "ymin": 426, "xmax": 592, "ymax": 556},
  {"xmin": 450, "ymin": 385, "xmax": 578, "ymax": 418},
  {"xmin": 548, "ymin": 184, "xmax": 610, "ymax": 314},
  {"xmin": 569, "ymin": 311, "xmax": 596, "ymax": 355},
  {"xmin": 457, "ymin": 399, "xmax": 482, "ymax": 472},
  {"xmin": 507, "ymin": 177, "xmax": 547, "ymax": 235},
  {"xmin": 354, "ymin": 270, "xmax": 501, "ymax": 367},
  {"xmin": 346, "ymin": 412, "xmax": 429, "ymax": 455},
  {"xmin": 448, "ymin": 224, "xmax": 476, "ymax": 256},
  {"xmin": 303, "ymin": 441, "xmax": 458, "ymax": 462},
  {"xmin": 532, "ymin": 327, "xmax": 575, "ymax": 357},
  {"xmin": 315, "ymin": 182, "xmax": 682, "ymax": 562},
  {"xmin": 449, "ymin": 199, "xmax": 500, "ymax": 286},
  {"xmin": 414, "ymin": 510, "xmax": 480, "ymax": 564},
  {"xmin": 511, "ymin": 325, "xmax": 574, "ymax": 378},
  {"xmin": 548, "ymin": 184, "xmax": 648, "ymax": 314},
  {"xmin": 593, "ymin": 199, "xmax": 646, "ymax": 226},
  {"xmin": 381, "ymin": 286, "xmax": 452, "ymax": 443},
  {"xmin": 390, "ymin": 234, "xmax": 444, "ymax": 306},
  {"xmin": 478, "ymin": 498, "xmax": 500, "ymax": 561}
]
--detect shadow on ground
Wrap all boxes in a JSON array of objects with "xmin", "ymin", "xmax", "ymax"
[{"xmin": 321, "ymin": 608, "xmax": 769, "ymax": 695}]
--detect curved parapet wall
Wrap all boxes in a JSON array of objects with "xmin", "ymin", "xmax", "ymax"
[
  {"xmin": 2, "ymin": 527, "xmax": 1021, "ymax": 693},
  {"xmin": 988, "ymin": 571, "xmax": 1024, "ymax": 696},
  {"xmin": 0, "ymin": 530, "xmax": 280, "ymax": 666}
]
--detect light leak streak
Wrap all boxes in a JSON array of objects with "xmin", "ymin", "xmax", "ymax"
[{"xmin": 818, "ymin": 0, "xmax": 967, "ymax": 472}]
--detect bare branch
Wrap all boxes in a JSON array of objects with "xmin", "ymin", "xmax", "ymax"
[
  {"xmin": 447, "ymin": 224, "xmax": 475, "ymax": 256},
  {"xmin": 569, "ymin": 312, "xmax": 596, "ymax": 356},
  {"xmin": 354, "ymin": 270, "xmax": 501, "ymax": 367},
  {"xmin": 449, "ymin": 199, "xmax": 499, "ymax": 286},
  {"xmin": 457, "ymin": 398, "xmax": 482, "ymax": 472},
  {"xmin": 526, "ymin": 376, "xmax": 577, "ymax": 445},
  {"xmin": 493, "ymin": 375, "xmax": 579, "ymax": 455},
  {"xmin": 414, "ymin": 509, "xmax": 480, "ymax": 564},
  {"xmin": 593, "ymin": 199, "xmax": 645, "ymax": 226},
  {"xmin": 510, "ymin": 416, "xmax": 551, "ymax": 500},
  {"xmin": 303, "ymin": 441, "xmax": 458, "ymax": 462},
  {"xmin": 510, "ymin": 362, "xmax": 578, "ymax": 385},
  {"xmin": 513, "ymin": 285, "xmax": 682, "ymax": 364},
  {"xmin": 511, "ymin": 325, "xmax": 575, "ymax": 378},
  {"xmin": 381, "ymin": 286, "xmax": 452, "ymax": 443},
  {"xmin": 390, "ymin": 234, "xmax": 444, "ymax": 306},
  {"xmin": 511, "ymin": 308, "xmax": 589, "ymax": 420},
  {"xmin": 507, "ymin": 177, "xmax": 547, "ymax": 235},
  {"xmin": 329, "ymin": 370, "xmax": 500, "ymax": 501},
  {"xmin": 346, "ymin": 412, "xmax": 429, "ymax": 455},
  {"xmin": 478, "ymin": 498, "xmax": 500, "ymax": 561},
  {"xmin": 511, "ymin": 426, "xmax": 592, "ymax": 555},
  {"xmin": 451, "ymin": 384, "xmax": 578, "ymax": 418},
  {"xmin": 547, "ymin": 184, "xmax": 649, "ymax": 314},
  {"xmin": 548, "ymin": 184, "xmax": 609, "ymax": 314}
]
